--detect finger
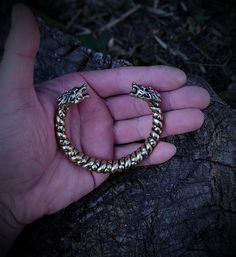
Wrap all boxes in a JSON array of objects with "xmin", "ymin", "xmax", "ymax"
[
  {"xmin": 114, "ymin": 108, "xmax": 204, "ymax": 144},
  {"xmin": 0, "ymin": 4, "xmax": 40, "ymax": 93},
  {"xmin": 106, "ymin": 86, "xmax": 210, "ymax": 120},
  {"xmin": 115, "ymin": 141, "xmax": 176, "ymax": 165},
  {"xmin": 80, "ymin": 66, "xmax": 187, "ymax": 97}
]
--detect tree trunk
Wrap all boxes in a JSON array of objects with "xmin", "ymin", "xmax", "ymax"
[{"xmin": 1, "ymin": 16, "xmax": 235, "ymax": 257}]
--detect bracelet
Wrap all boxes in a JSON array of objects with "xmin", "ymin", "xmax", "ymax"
[{"xmin": 55, "ymin": 83, "xmax": 163, "ymax": 174}]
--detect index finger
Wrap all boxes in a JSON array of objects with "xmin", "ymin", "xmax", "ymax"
[
  {"xmin": 80, "ymin": 65, "xmax": 187, "ymax": 97},
  {"xmin": 0, "ymin": 4, "xmax": 40, "ymax": 93}
]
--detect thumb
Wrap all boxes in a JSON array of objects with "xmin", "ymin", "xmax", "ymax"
[{"xmin": 0, "ymin": 4, "xmax": 40, "ymax": 95}]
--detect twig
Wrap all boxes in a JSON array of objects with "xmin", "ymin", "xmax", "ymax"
[
  {"xmin": 185, "ymin": 61, "xmax": 226, "ymax": 67},
  {"xmin": 153, "ymin": 34, "xmax": 189, "ymax": 61},
  {"xmin": 199, "ymin": 65, "xmax": 206, "ymax": 73},
  {"xmin": 147, "ymin": 7, "xmax": 173, "ymax": 17},
  {"xmin": 66, "ymin": 9, "xmax": 82, "ymax": 29},
  {"xmin": 190, "ymin": 41, "xmax": 213, "ymax": 61},
  {"xmin": 180, "ymin": 1, "xmax": 188, "ymax": 12},
  {"xmin": 170, "ymin": 49, "xmax": 189, "ymax": 61},
  {"xmin": 153, "ymin": 0, "xmax": 159, "ymax": 9},
  {"xmin": 185, "ymin": 49, "xmax": 231, "ymax": 67},
  {"xmin": 156, "ymin": 55, "xmax": 170, "ymax": 65},
  {"xmin": 98, "ymin": 4, "xmax": 141, "ymax": 33},
  {"xmin": 74, "ymin": 25, "xmax": 92, "ymax": 36},
  {"xmin": 153, "ymin": 35, "xmax": 167, "ymax": 49}
]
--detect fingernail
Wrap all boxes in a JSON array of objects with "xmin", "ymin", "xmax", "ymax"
[
  {"xmin": 175, "ymin": 68, "xmax": 187, "ymax": 85},
  {"xmin": 171, "ymin": 144, "xmax": 177, "ymax": 155}
]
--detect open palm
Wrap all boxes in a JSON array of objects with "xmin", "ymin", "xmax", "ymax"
[{"xmin": 0, "ymin": 5, "xmax": 210, "ymax": 228}]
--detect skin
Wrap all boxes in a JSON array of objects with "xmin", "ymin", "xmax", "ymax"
[{"xmin": 0, "ymin": 4, "xmax": 210, "ymax": 256}]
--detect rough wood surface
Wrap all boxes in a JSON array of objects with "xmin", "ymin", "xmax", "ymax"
[{"xmin": 1, "ymin": 16, "xmax": 235, "ymax": 257}]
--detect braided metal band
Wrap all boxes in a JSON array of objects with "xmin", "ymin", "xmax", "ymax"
[{"xmin": 55, "ymin": 83, "xmax": 163, "ymax": 174}]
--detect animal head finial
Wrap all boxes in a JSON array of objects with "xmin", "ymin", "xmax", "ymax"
[
  {"xmin": 130, "ymin": 83, "xmax": 161, "ymax": 102},
  {"xmin": 58, "ymin": 84, "xmax": 89, "ymax": 106}
]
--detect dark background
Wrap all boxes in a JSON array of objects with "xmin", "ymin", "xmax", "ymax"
[{"xmin": 0, "ymin": 1, "xmax": 236, "ymax": 257}]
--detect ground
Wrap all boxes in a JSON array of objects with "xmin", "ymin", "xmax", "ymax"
[{"xmin": 2, "ymin": 0, "xmax": 233, "ymax": 107}]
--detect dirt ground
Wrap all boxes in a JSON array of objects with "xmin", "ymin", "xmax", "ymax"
[
  {"xmin": 14, "ymin": 0, "xmax": 236, "ymax": 108},
  {"xmin": 1, "ymin": 0, "xmax": 235, "ymax": 107}
]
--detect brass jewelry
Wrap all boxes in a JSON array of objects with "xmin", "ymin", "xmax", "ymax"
[{"xmin": 55, "ymin": 83, "xmax": 163, "ymax": 174}]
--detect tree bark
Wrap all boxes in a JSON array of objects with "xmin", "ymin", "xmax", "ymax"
[{"xmin": 1, "ymin": 17, "xmax": 235, "ymax": 257}]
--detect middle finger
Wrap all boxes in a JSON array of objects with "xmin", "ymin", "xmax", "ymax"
[{"xmin": 106, "ymin": 86, "xmax": 209, "ymax": 121}]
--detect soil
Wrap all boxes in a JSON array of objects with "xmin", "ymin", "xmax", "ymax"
[{"xmin": 22, "ymin": 0, "xmax": 236, "ymax": 108}]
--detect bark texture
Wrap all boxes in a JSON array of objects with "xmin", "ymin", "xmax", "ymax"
[{"xmin": 1, "ymin": 16, "xmax": 235, "ymax": 257}]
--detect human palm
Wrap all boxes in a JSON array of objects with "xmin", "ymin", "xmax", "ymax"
[
  {"xmin": 0, "ymin": 5, "xmax": 210, "ymax": 229},
  {"xmin": 0, "ymin": 76, "xmax": 115, "ymax": 223}
]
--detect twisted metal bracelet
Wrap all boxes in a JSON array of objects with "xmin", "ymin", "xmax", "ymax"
[{"xmin": 55, "ymin": 83, "xmax": 163, "ymax": 174}]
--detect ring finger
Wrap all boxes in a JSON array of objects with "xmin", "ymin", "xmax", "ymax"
[{"xmin": 114, "ymin": 108, "xmax": 204, "ymax": 144}]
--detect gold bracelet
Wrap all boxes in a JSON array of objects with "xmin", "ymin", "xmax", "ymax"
[{"xmin": 55, "ymin": 83, "xmax": 163, "ymax": 174}]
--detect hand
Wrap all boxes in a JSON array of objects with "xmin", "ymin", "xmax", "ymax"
[{"xmin": 0, "ymin": 4, "xmax": 210, "ymax": 254}]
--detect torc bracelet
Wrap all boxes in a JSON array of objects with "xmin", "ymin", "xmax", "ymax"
[{"xmin": 55, "ymin": 83, "xmax": 163, "ymax": 174}]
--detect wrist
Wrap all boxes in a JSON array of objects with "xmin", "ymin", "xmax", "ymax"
[{"xmin": 0, "ymin": 196, "xmax": 25, "ymax": 256}]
